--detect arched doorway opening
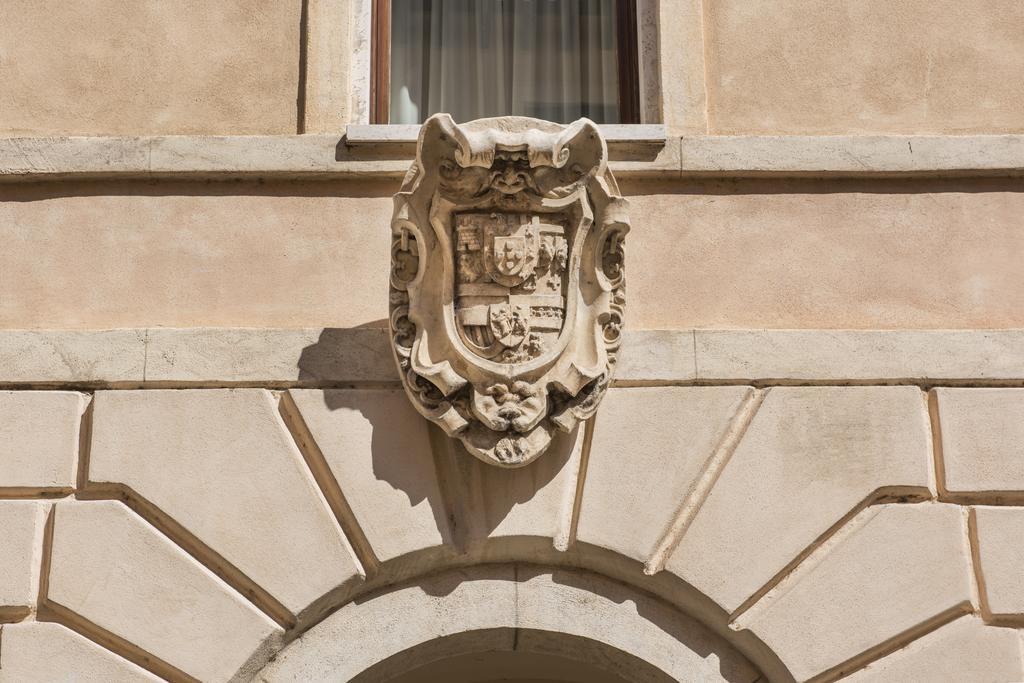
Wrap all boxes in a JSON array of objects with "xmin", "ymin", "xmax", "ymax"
[{"xmin": 357, "ymin": 630, "xmax": 675, "ymax": 683}]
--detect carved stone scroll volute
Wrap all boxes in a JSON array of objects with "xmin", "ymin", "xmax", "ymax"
[{"xmin": 389, "ymin": 114, "xmax": 629, "ymax": 467}]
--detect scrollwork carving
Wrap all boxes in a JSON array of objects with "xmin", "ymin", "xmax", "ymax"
[{"xmin": 389, "ymin": 114, "xmax": 629, "ymax": 467}]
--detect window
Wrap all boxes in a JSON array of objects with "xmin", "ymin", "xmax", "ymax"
[{"xmin": 372, "ymin": 0, "xmax": 641, "ymax": 125}]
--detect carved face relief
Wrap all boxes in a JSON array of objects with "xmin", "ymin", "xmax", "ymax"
[{"xmin": 389, "ymin": 114, "xmax": 629, "ymax": 467}]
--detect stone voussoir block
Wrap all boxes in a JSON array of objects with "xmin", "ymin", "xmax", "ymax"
[
  {"xmin": 0, "ymin": 501, "xmax": 48, "ymax": 614},
  {"xmin": 88, "ymin": 389, "xmax": 362, "ymax": 620},
  {"xmin": 258, "ymin": 566, "xmax": 518, "ymax": 681},
  {"xmin": 843, "ymin": 615, "xmax": 1024, "ymax": 682},
  {"xmin": 287, "ymin": 388, "xmax": 449, "ymax": 563},
  {"xmin": 432, "ymin": 418, "xmax": 587, "ymax": 549},
  {"xmin": 934, "ymin": 388, "xmax": 1024, "ymax": 498},
  {"xmin": 575, "ymin": 385, "xmax": 754, "ymax": 563},
  {"xmin": 734, "ymin": 503, "xmax": 974, "ymax": 682},
  {"xmin": 0, "ymin": 621, "xmax": 160, "ymax": 682},
  {"xmin": 972, "ymin": 506, "xmax": 1024, "ymax": 620},
  {"xmin": 515, "ymin": 567, "xmax": 761, "ymax": 682},
  {"xmin": 0, "ymin": 391, "xmax": 87, "ymax": 490},
  {"xmin": 47, "ymin": 500, "xmax": 282, "ymax": 682},
  {"xmin": 667, "ymin": 385, "xmax": 932, "ymax": 614}
]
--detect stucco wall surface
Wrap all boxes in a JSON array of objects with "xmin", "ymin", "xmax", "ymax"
[
  {"xmin": 0, "ymin": 0, "xmax": 301, "ymax": 136},
  {"xmin": 1, "ymin": 179, "xmax": 1022, "ymax": 330},
  {"xmin": 702, "ymin": 0, "xmax": 1024, "ymax": 134},
  {"xmin": 2, "ymin": 0, "xmax": 1022, "ymax": 135}
]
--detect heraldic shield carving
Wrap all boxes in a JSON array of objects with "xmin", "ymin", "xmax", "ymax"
[{"xmin": 389, "ymin": 114, "xmax": 629, "ymax": 467}]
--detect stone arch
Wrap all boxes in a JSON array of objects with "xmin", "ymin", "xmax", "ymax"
[
  {"xmin": 14, "ymin": 384, "xmax": 1023, "ymax": 682},
  {"xmin": 353, "ymin": 631, "xmax": 673, "ymax": 683},
  {"xmin": 255, "ymin": 565, "xmax": 767, "ymax": 682}
]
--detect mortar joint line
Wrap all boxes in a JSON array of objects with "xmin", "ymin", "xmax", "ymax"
[
  {"xmin": 561, "ymin": 416, "xmax": 598, "ymax": 551},
  {"xmin": 644, "ymin": 386, "xmax": 767, "ymax": 575},
  {"xmin": 74, "ymin": 395, "xmax": 95, "ymax": 492},
  {"xmin": 805, "ymin": 603, "xmax": 973, "ymax": 683},
  {"xmin": 141, "ymin": 328, "xmax": 150, "ymax": 383},
  {"xmin": 965, "ymin": 506, "xmax": 993, "ymax": 621},
  {"xmin": 926, "ymin": 389, "xmax": 949, "ymax": 500},
  {"xmin": 728, "ymin": 487, "xmax": 932, "ymax": 625},
  {"xmin": 75, "ymin": 484, "xmax": 297, "ymax": 630},
  {"xmin": 277, "ymin": 391, "xmax": 380, "ymax": 577}
]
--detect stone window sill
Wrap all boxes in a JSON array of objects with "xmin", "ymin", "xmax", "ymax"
[{"xmin": 344, "ymin": 123, "xmax": 669, "ymax": 146}]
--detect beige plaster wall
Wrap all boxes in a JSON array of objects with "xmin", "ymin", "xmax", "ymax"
[
  {"xmin": 2, "ymin": 0, "xmax": 1023, "ymax": 136},
  {"xmin": 628, "ymin": 178, "xmax": 1024, "ymax": 329},
  {"xmin": 1, "ymin": 179, "xmax": 1022, "ymax": 330},
  {"xmin": 701, "ymin": 0, "xmax": 1024, "ymax": 134},
  {"xmin": 0, "ymin": 0, "xmax": 301, "ymax": 136},
  {"xmin": 0, "ymin": 180, "xmax": 393, "ymax": 330}
]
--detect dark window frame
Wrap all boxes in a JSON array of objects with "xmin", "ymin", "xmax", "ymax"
[{"xmin": 370, "ymin": 0, "xmax": 641, "ymax": 125}]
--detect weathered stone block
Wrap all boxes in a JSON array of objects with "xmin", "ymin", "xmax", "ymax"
[
  {"xmin": 47, "ymin": 500, "xmax": 281, "ymax": 682},
  {"xmin": 0, "ymin": 501, "xmax": 47, "ymax": 611},
  {"xmin": 668, "ymin": 386, "xmax": 932, "ymax": 612},
  {"xmin": 973, "ymin": 506, "xmax": 1024, "ymax": 618},
  {"xmin": 614, "ymin": 329, "xmax": 697, "ymax": 383},
  {"xmin": 844, "ymin": 615, "xmax": 1023, "ymax": 682},
  {"xmin": 735, "ymin": 504, "xmax": 973, "ymax": 682},
  {"xmin": 287, "ymin": 389, "xmax": 448, "ymax": 563},
  {"xmin": 89, "ymin": 389, "xmax": 360, "ymax": 619},
  {"xmin": 0, "ymin": 391, "xmax": 86, "ymax": 489},
  {"xmin": 258, "ymin": 567, "xmax": 517, "ymax": 682},
  {"xmin": 515, "ymin": 568, "xmax": 761, "ymax": 682},
  {"xmin": 935, "ymin": 388, "xmax": 1024, "ymax": 495},
  {"xmin": 0, "ymin": 330, "xmax": 145, "ymax": 384},
  {"xmin": 291, "ymin": 388, "xmax": 587, "ymax": 557},
  {"xmin": 433, "ymin": 422, "xmax": 586, "ymax": 548},
  {"xmin": 695, "ymin": 329, "xmax": 1024, "ymax": 381},
  {"xmin": 575, "ymin": 386, "xmax": 753, "ymax": 561},
  {"xmin": 0, "ymin": 621, "xmax": 159, "ymax": 681}
]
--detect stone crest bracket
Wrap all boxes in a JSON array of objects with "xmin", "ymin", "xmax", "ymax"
[{"xmin": 389, "ymin": 114, "xmax": 629, "ymax": 467}]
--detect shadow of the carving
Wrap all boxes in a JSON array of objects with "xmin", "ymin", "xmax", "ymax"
[
  {"xmin": 427, "ymin": 421, "xmax": 578, "ymax": 546},
  {"xmin": 296, "ymin": 327, "xmax": 576, "ymax": 545},
  {"xmin": 296, "ymin": 324, "xmax": 392, "ymax": 387}
]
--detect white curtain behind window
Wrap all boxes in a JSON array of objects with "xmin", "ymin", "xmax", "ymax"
[{"xmin": 390, "ymin": 0, "xmax": 621, "ymax": 124}]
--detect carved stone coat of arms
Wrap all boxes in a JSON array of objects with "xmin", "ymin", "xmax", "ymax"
[{"xmin": 389, "ymin": 114, "xmax": 628, "ymax": 467}]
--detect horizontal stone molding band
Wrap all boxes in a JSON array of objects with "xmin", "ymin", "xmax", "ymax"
[
  {"xmin": 1, "ymin": 328, "xmax": 1024, "ymax": 387},
  {"xmin": 2, "ymin": 134, "xmax": 1024, "ymax": 182}
]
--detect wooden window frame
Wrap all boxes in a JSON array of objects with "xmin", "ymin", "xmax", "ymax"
[
  {"xmin": 370, "ymin": 0, "xmax": 391, "ymax": 125},
  {"xmin": 370, "ymin": 0, "xmax": 642, "ymax": 125}
]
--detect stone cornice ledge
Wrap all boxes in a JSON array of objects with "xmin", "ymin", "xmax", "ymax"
[
  {"xmin": 2, "ymin": 328, "xmax": 1023, "ymax": 387},
  {"xmin": 680, "ymin": 134, "xmax": 1024, "ymax": 177},
  {"xmin": 1, "ymin": 134, "xmax": 1023, "ymax": 182}
]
